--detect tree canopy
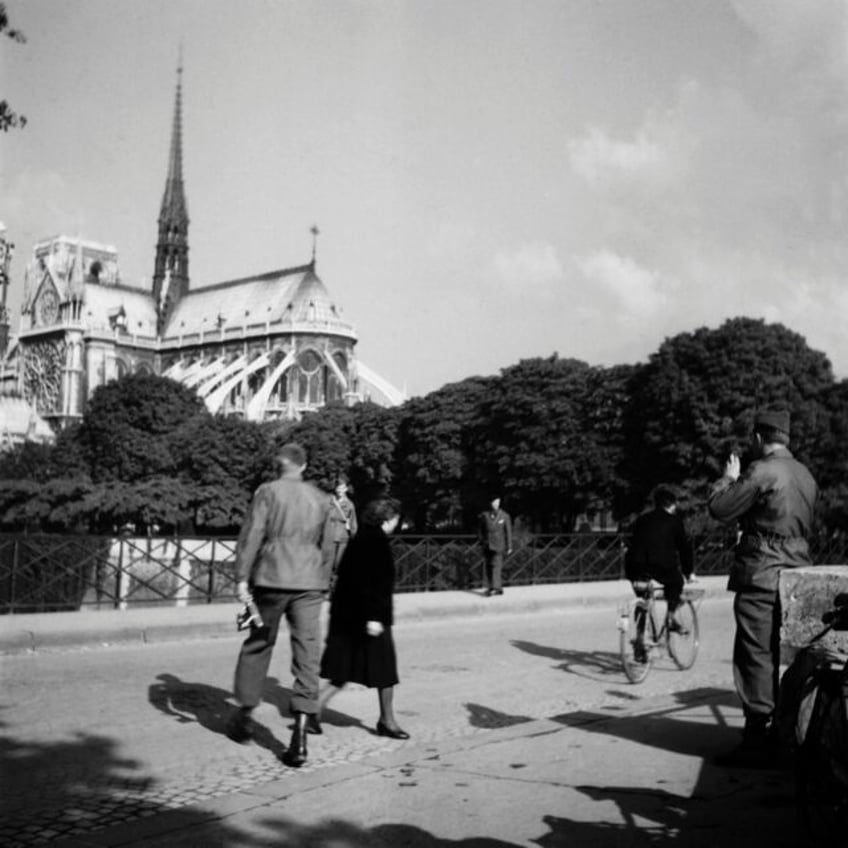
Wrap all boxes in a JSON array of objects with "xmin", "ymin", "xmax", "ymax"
[{"xmin": 2, "ymin": 317, "xmax": 846, "ymax": 536}]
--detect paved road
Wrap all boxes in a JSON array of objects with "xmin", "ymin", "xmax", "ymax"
[{"xmin": 0, "ymin": 596, "xmax": 756, "ymax": 846}]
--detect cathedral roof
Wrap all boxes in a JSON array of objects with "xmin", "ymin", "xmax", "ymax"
[
  {"xmin": 82, "ymin": 282, "xmax": 158, "ymax": 337},
  {"xmin": 162, "ymin": 264, "xmax": 357, "ymax": 341}
]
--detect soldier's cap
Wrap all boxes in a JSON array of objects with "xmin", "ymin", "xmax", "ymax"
[{"xmin": 754, "ymin": 409, "xmax": 790, "ymax": 436}]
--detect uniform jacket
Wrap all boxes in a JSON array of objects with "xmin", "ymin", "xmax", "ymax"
[
  {"xmin": 478, "ymin": 508, "xmax": 512, "ymax": 553},
  {"xmin": 328, "ymin": 524, "xmax": 395, "ymax": 632},
  {"xmin": 235, "ymin": 477, "xmax": 334, "ymax": 591},
  {"xmin": 708, "ymin": 446, "xmax": 818, "ymax": 592},
  {"xmin": 625, "ymin": 508, "xmax": 693, "ymax": 582},
  {"xmin": 329, "ymin": 494, "xmax": 358, "ymax": 544}
]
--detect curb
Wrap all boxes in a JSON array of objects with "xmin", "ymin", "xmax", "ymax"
[{"xmin": 0, "ymin": 577, "xmax": 730, "ymax": 655}]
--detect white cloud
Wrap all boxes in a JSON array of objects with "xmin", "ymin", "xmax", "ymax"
[
  {"xmin": 577, "ymin": 250, "xmax": 668, "ymax": 320},
  {"xmin": 568, "ymin": 125, "xmax": 671, "ymax": 187},
  {"xmin": 491, "ymin": 241, "xmax": 563, "ymax": 295}
]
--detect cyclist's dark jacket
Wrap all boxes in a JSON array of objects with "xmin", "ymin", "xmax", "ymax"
[
  {"xmin": 625, "ymin": 508, "xmax": 693, "ymax": 582},
  {"xmin": 708, "ymin": 446, "xmax": 817, "ymax": 593}
]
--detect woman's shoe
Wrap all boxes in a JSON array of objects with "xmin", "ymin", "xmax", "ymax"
[
  {"xmin": 306, "ymin": 714, "xmax": 322, "ymax": 735},
  {"xmin": 376, "ymin": 720, "xmax": 410, "ymax": 740}
]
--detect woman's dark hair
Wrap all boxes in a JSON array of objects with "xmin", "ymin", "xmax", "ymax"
[{"xmin": 360, "ymin": 497, "xmax": 401, "ymax": 527}]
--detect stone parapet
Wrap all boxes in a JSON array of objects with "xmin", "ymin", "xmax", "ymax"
[{"xmin": 779, "ymin": 564, "xmax": 848, "ymax": 663}]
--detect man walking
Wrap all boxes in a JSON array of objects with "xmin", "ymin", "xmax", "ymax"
[
  {"xmin": 478, "ymin": 496, "xmax": 513, "ymax": 596},
  {"xmin": 708, "ymin": 409, "xmax": 817, "ymax": 766},
  {"xmin": 226, "ymin": 442, "xmax": 334, "ymax": 768}
]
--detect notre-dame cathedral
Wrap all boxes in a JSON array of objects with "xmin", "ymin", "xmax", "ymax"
[{"xmin": 0, "ymin": 66, "xmax": 404, "ymax": 447}]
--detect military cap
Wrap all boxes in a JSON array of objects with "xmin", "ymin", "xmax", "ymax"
[{"xmin": 754, "ymin": 409, "xmax": 790, "ymax": 436}]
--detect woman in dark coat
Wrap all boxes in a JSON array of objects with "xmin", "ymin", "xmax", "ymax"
[{"xmin": 318, "ymin": 497, "xmax": 409, "ymax": 739}]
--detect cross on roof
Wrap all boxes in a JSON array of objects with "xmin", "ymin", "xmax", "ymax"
[{"xmin": 311, "ymin": 225, "xmax": 319, "ymax": 265}]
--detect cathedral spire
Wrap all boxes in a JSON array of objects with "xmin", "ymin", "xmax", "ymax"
[{"xmin": 152, "ymin": 58, "xmax": 190, "ymax": 335}]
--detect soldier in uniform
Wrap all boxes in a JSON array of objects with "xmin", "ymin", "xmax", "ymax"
[
  {"xmin": 478, "ymin": 496, "xmax": 513, "ymax": 596},
  {"xmin": 226, "ymin": 443, "xmax": 335, "ymax": 768},
  {"xmin": 708, "ymin": 408, "xmax": 818, "ymax": 766}
]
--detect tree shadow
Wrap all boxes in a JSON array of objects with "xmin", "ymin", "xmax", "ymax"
[
  {"xmin": 228, "ymin": 816, "xmax": 526, "ymax": 847},
  {"xmin": 464, "ymin": 702, "xmax": 534, "ymax": 729},
  {"xmin": 0, "ymin": 721, "xmax": 254, "ymax": 847},
  {"xmin": 510, "ymin": 639, "xmax": 633, "ymax": 680},
  {"xmin": 533, "ymin": 687, "xmax": 803, "ymax": 847}
]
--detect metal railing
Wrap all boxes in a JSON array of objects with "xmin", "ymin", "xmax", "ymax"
[{"xmin": 1, "ymin": 531, "xmax": 846, "ymax": 613}]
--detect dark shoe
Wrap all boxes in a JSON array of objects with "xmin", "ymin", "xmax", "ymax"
[
  {"xmin": 485, "ymin": 588, "xmax": 495, "ymax": 597},
  {"xmin": 376, "ymin": 720, "xmax": 410, "ymax": 740},
  {"xmin": 283, "ymin": 712, "xmax": 309, "ymax": 767},
  {"xmin": 306, "ymin": 713, "xmax": 322, "ymax": 735},
  {"xmin": 225, "ymin": 708, "xmax": 253, "ymax": 744},
  {"xmin": 493, "ymin": 589, "xmax": 504, "ymax": 596},
  {"xmin": 633, "ymin": 644, "xmax": 648, "ymax": 664}
]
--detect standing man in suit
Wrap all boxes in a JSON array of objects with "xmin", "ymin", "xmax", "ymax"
[
  {"xmin": 226, "ymin": 442, "xmax": 334, "ymax": 768},
  {"xmin": 625, "ymin": 485, "xmax": 695, "ymax": 627},
  {"xmin": 478, "ymin": 496, "xmax": 513, "ymax": 597}
]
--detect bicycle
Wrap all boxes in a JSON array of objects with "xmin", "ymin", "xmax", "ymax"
[
  {"xmin": 791, "ymin": 594, "xmax": 848, "ymax": 840},
  {"xmin": 617, "ymin": 579, "xmax": 702, "ymax": 684}
]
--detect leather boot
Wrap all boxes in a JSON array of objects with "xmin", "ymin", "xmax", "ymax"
[{"xmin": 283, "ymin": 712, "xmax": 308, "ymax": 768}]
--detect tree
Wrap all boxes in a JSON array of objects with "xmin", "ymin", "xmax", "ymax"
[
  {"xmin": 348, "ymin": 402, "xmax": 402, "ymax": 505},
  {"xmin": 280, "ymin": 403, "xmax": 357, "ymax": 490},
  {"xmin": 395, "ymin": 376, "xmax": 495, "ymax": 530},
  {"xmin": 170, "ymin": 415, "xmax": 275, "ymax": 532},
  {"xmin": 1, "ymin": 3, "xmax": 26, "ymax": 132},
  {"xmin": 622, "ymin": 318, "xmax": 834, "ymax": 510},
  {"xmin": 78, "ymin": 374, "xmax": 208, "ymax": 482},
  {"xmin": 466, "ymin": 356, "xmax": 613, "ymax": 531}
]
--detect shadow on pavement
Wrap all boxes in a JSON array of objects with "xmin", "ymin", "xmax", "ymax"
[
  {"xmin": 226, "ymin": 816, "xmax": 525, "ymax": 848},
  {"xmin": 510, "ymin": 639, "xmax": 627, "ymax": 680},
  {"xmin": 539, "ymin": 687, "xmax": 804, "ymax": 848},
  {"xmin": 464, "ymin": 702, "xmax": 533, "ymax": 729},
  {"xmin": 0, "ymin": 720, "xmax": 189, "ymax": 846}
]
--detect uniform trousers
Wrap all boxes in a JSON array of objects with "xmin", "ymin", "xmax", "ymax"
[
  {"xmin": 483, "ymin": 549, "xmax": 505, "ymax": 591},
  {"xmin": 732, "ymin": 588, "xmax": 782, "ymax": 725},
  {"xmin": 233, "ymin": 588, "xmax": 324, "ymax": 715}
]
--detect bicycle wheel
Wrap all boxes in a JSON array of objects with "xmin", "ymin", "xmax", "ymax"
[
  {"xmin": 667, "ymin": 600, "xmax": 699, "ymax": 670},
  {"xmin": 620, "ymin": 600, "xmax": 652, "ymax": 684},
  {"xmin": 796, "ymin": 671, "xmax": 848, "ymax": 838}
]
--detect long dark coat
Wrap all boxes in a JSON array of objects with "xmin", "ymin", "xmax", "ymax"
[{"xmin": 319, "ymin": 523, "xmax": 398, "ymax": 688}]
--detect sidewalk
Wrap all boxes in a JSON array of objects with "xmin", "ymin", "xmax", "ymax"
[
  {"xmin": 51, "ymin": 686, "xmax": 799, "ymax": 848},
  {"xmin": 0, "ymin": 576, "xmax": 729, "ymax": 654}
]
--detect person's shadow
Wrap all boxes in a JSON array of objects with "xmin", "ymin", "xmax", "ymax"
[{"xmin": 147, "ymin": 673, "xmax": 368, "ymax": 754}]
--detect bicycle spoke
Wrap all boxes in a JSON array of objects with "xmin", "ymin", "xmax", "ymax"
[
  {"xmin": 619, "ymin": 600, "xmax": 652, "ymax": 684},
  {"xmin": 667, "ymin": 600, "xmax": 699, "ymax": 670}
]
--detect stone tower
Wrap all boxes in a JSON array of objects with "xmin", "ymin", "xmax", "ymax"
[{"xmin": 151, "ymin": 63, "xmax": 190, "ymax": 336}]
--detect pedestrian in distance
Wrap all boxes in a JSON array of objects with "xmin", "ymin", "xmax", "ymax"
[
  {"xmin": 328, "ymin": 475, "xmax": 358, "ymax": 591},
  {"xmin": 317, "ymin": 497, "xmax": 410, "ymax": 740},
  {"xmin": 708, "ymin": 408, "xmax": 818, "ymax": 768},
  {"xmin": 478, "ymin": 495, "xmax": 513, "ymax": 596},
  {"xmin": 226, "ymin": 442, "xmax": 335, "ymax": 768},
  {"xmin": 625, "ymin": 485, "xmax": 695, "ymax": 639}
]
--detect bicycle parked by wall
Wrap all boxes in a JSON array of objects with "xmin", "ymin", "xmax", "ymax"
[
  {"xmin": 791, "ymin": 594, "xmax": 848, "ymax": 839},
  {"xmin": 617, "ymin": 580, "xmax": 702, "ymax": 684}
]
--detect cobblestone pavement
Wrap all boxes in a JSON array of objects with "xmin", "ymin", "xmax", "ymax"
[{"xmin": 1, "ymin": 599, "xmax": 738, "ymax": 846}]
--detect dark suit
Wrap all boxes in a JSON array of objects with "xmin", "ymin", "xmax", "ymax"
[
  {"xmin": 478, "ymin": 508, "xmax": 512, "ymax": 591},
  {"xmin": 625, "ymin": 508, "xmax": 693, "ymax": 611}
]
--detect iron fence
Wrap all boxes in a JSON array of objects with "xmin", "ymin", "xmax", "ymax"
[{"xmin": 1, "ymin": 531, "xmax": 846, "ymax": 613}]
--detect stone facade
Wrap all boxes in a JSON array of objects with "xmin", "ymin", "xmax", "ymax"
[{"xmin": 0, "ymin": 68, "xmax": 403, "ymax": 441}]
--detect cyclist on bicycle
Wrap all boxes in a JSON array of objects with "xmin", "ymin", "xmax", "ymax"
[{"xmin": 625, "ymin": 486, "xmax": 695, "ymax": 646}]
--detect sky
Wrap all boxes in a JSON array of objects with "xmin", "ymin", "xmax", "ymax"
[{"xmin": 2, "ymin": 0, "xmax": 848, "ymax": 398}]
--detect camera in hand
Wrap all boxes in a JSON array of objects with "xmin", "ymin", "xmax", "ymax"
[{"xmin": 236, "ymin": 599, "xmax": 264, "ymax": 631}]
